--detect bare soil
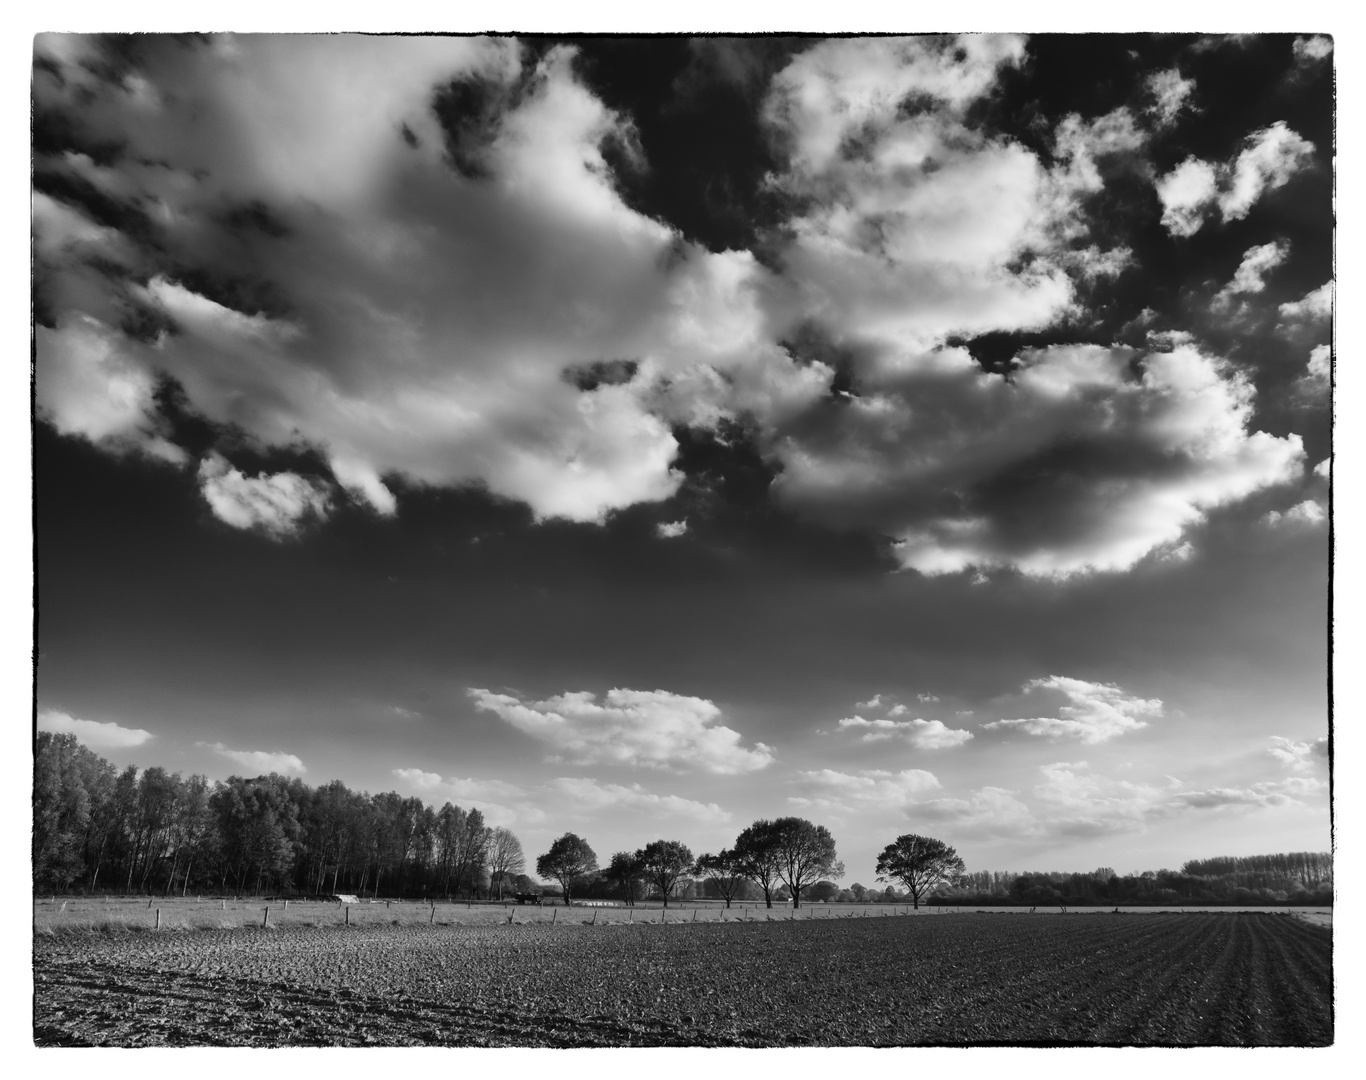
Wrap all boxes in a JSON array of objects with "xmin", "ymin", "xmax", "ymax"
[{"xmin": 32, "ymin": 911, "xmax": 1332, "ymax": 1047}]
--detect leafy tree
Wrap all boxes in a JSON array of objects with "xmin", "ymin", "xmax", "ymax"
[
  {"xmin": 606, "ymin": 851, "xmax": 646, "ymax": 905},
  {"xmin": 808, "ymin": 879, "xmax": 841, "ymax": 903},
  {"xmin": 33, "ymin": 733, "xmax": 93, "ymax": 891},
  {"xmin": 635, "ymin": 839, "xmax": 694, "ymax": 907},
  {"xmin": 769, "ymin": 816, "xmax": 843, "ymax": 908},
  {"xmin": 875, "ymin": 833, "xmax": 966, "ymax": 909},
  {"xmin": 693, "ymin": 848, "xmax": 747, "ymax": 908},
  {"xmin": 536, "ymin": 833, "xmax": 598, "ymax": 905},
  {"xmin": 734, "ymin": 819, "xmax": 784, "ymax": 908}
]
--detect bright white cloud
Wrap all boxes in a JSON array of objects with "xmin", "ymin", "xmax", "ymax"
[
  {"xmin": 38, "ymin": 709, "xmax": 153, "ymax": 749},
  {"xmin": 1262, "ymin": 499, "xmax": 1326, "ymax": 528},
  {"xmin": 1280, "ymin": 282, "xmax": 1333, "ymax": 324},
  {"xmin": 545, "ymin": 777, "xmax": 731, "ymax": 825},
  {"xmin": 34, "ymin": 317, "xmax": 186, "ymax": 465},
  {"xmin": 1218, "ymin": 241, "xmax": 1290, "ymax": 300},
  {"xmin": 1156, "ymin": 123, "xmax": 1314, "ymax": 236},
  {"xmin": 762, "ymin": 35, "xmax": 1074, "ymax": 355},
  {"xmin": 986, "ymin": 676, "xmax": 1162, "ymax": 744},
  {"xmin": 1146, "ymin": 67, "xmax": 1196, "ymax": 125},
  {"xmin": 655, "ymin": 519, "xmax": 688, "ymax": 538},
  {"xmin": 1156, "ymin": 157, "xmax": 1219, "ymax": 237},
  {"xmin": 1292, "ymin": 36, "xmax": 1333, "ymax": 64},
  {"xmin": 836, "ymin": 715, "xmax": 973, "ymax": 749},
  {"xmin": 773, "ymin": 343, "xmax": 1303, "ymax": 577},
  {"xmin": 198, "ymin": 453, "xmax": 331, "ymax": 538},
  {"xmin": 201, "ymin": 741, "xmax": 306, "ymax": 776},
  {"xmin": 468, "ymin": 686, "xmax": 774, "ymax": 773}
]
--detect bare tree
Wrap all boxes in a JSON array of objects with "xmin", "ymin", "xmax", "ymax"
[{"xmin": 486, "ymin": 826, "xmax": 525, "ymax": 900}]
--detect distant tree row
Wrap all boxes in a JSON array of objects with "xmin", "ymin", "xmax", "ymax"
[
  {"xmin": 33, "ymin": 732, "xmax": 525, "ymax": 898},
  {"xmin": 535, "ymin": 818, "xmax": 845, "ymax": 909}
]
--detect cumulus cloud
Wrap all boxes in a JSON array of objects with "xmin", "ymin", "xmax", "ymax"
[
  {"xmin": 1279, "ymin": 282, "xmax": 1333, "ymax": 326},
  {"xmin": 38, "ymin": 709, "xmax": 153, "ymax": 749},
  {"xmin": 31, "ymin": 35, "xmax": 1315, "ymax": 581},
  {"xmin": 789, "ymin": 767, "xmax": 941, "ymax": 816},
  {"xmin": 762, "ymin": 35, "xmax": 1074, "ymax": 355},
  {"xmin": 1173, "ymin": 775, "xmax": 1326, "ymax": 810},
  {"xmin": 1215, "ymin": 241, "xmax": 1290, "ymax": 304},
  {"xmin": 1032, "ymin": 761, "xmax": 1169, "ymax": 837},
  {"xmin": 1146, "ymin": 68, "xmax": 1196, "ymax": 126},
  {"xmin": 32, "ymin": 36, "xmax": 801, "ymax": 526},
  {"xmin": 467, "ymin": 686, "xmax": 774, "ymax": 773},
  {"xmin": 655, "ymin": 519, "xmax": 688, "ymax": 538},
  {"xmin": 1262, "ymin": 499, "xmax": 1326, "ymax": 528},
  {"xmin": 1292, "ymin": 36, "xmax": 1333, "ymax": 65},
  {"xmin": 772, "ymin": 343, "xmax": 1303, "ymax": 577},
  {"xmin": 201, "ymin": 741, "xmax": 306, "ymax": 776},
  {"xmin": 545, "ymin": 777, "xmax": 731, "ymax": 824},
  {"xmin": 836, "ymin": 715, "xmax": 973, "ymax": 749},
  {"xmin": 1156, "ymin": 123, "xmax": 1314, "ymax": 236},
  {"xmin": 910, "ymin": 787, "xmax": 1037, "ymax": 838},
  {"xmin": 986, "ymin": 676, "xmax": 1162, "ymax": 744},
  {"xmin": 198, "ymin": 453, "xmax": 331, "ymax": 538}
]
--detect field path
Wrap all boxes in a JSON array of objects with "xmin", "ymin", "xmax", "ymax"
[{"xmin": 34, "ymin": 912, "xmax": 1332, "ymax": 1046}]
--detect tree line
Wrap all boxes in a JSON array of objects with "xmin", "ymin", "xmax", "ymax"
[{"xmin": 33, "ymin": 732, "xmax": 526, "ymax": 898}]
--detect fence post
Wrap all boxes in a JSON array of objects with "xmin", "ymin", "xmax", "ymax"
[
  {"xmin": 284, "ymin": 899, "xmax": 289, "ymax": 911},
  {"xmin": 430, "ymin": 903, "xmax": 435, "ymax": 925},
  {"xmin": 552, "ymin": 907, "xmax": 557, "ymax": 924},
  {"xmin": 263, "ymin": 906, "xmax": 269, "ymax": 927},
  {"xmin": 155, "ymin": 908, "xmax": 161, "ymax": 930},
  {"xmin": 222, "ymin": 899, "xmax": 226, "ymax": 911},
  {"xmin": 148, "ymin": 898, "xmax": 153, "ymax": 909},
  {"xmin": 345, "ymin": 905, "xmax": 350, "ymax": 926}
]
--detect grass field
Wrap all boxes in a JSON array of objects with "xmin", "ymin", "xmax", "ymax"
[{"xmin": 33, "ymin": 907, "xmax": 1332, "ymax": 1046}]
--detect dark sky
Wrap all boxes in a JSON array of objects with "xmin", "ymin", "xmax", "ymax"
[{"xmin": 32, "ymin": 31, "xmax": 1332, "ymax": 876}]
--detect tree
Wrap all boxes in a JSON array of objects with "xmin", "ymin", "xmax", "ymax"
[
  {"xmin": 769, "ymin": 817, "xmax": 843, "ymax": 909},
  {"xmin": 607, "ymin": 850, "xmax": 646, "ymax": 906},
  {"xmin": 808, "ymin": 880, "xmax": 841, "ymax": 903},
  {"xmin": 875, "ymin": 834, "xmax": 966, "ymax": 909},
  {"xmin": 635, "ymin": 840, "xmax": 694, "ymax": 907},
  {"xmin": 693, "ymin": 849, "xmax": 747, "ymax": 908},
  {"xmin": 733, "ymin": 819, "xmax": 784, "ymax": 908},
  {"xmin": 486, "ymin": 827, "xmax": 525, "ymax": 899},
  {"xmin": 536, "ymin": 833, "xmax": 598, "ymax": 905}
]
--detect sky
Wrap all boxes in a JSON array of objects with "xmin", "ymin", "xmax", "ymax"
[{"xmin": 29, "ymin": 29, "xmax": 1336, "ymax": 882}]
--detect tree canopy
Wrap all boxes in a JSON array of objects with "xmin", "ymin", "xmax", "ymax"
[
  {"xmin": 635, "ymin": 839, "xmax": 694, "ymax": 907},
  {"xmin": 693, "ymin": 848, "xmax": 747, "ymax": 908},
  {"xmin": 769, "ymin": 816, "xmax": 843, "ymax": 908},
  {"xmin": 535, "ymin": 833, "xmax": 598, "ymax": 904},
  {"xmin": 875, "ymin": 833, "xmax": 966, "ymax": 909}
]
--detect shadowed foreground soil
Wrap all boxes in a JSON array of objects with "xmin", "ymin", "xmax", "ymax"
[{"xmin": 33, "ymin": 911, "xmax": 1332, "ymax": 1046}]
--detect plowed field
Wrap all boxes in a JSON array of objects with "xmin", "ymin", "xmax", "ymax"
[{"xmin": 33, "ymin": 912, "xmax": 1331, "ymax": 1046}]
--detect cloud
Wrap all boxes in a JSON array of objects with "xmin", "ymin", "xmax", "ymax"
[
  {"xmin": 198, "ymin": 453, "xmax": 331, "ymax": 538},
  {"xmin": 1032, "ymin": 761, "xmax": 1171, "ymax": 837},
  {"xmin": 32, "ymin": 35, "xmax": 1316, "ymax": 581},
  {"xmin": 836, "ymin": 715, "xmax": 973, "ymax": 749},
  {"xmin": 1292, "ymin": 36, "xmax": 1333, "ymax": 65},
  {"xmin": 1267, "ymin": 735, "xmax": 1329, "ymax": 772},
  {"xmin": 910, "ymin": 787, "xmax": 1038, "ymax": 838},
  {"xmin": 1173, "ymin": 776, "xmax": 1326, "ymax": 811},
  {"xmin": 1262, "ymin": 498, "xmax": 1327, "ymax": 529},
  {"xmin": 1215, "ymin": 241, "xmax": 1289, "ymax": 304},
  {"xmin": 201, "ymin": 741, "xmax": 306, "ymax": 776},
  {"xmin": 1279, "ymin": 282, "xmax": 1333, "ymax": 326},
  {"xmin": 467, "ymin": 686, "xmax": 774, "ymax": 773},
  {"xmin": 1145, "ymin": 68, "xmax": 1196, "ymax": 126},
  {"xmin": 1155, "ymin": 157, "xmax": 1219, "ymax": 237},
  {"xmin": 771, "ymin": 343, "xmax": 1303, "ymax": 577},
  {"xmin": 32, "ymin": 36, "xmax": 795, "ymax": 526},
  {"xmin": 789, "ymin": 767, "xmax": 941, "ymax": 816},
  {"xmin": 34, "ymin": 317, "xmax": 187, "ymax": 465},
  {"xmin": 986, "ymin": 676, "xmax": 1161, "ymax": 744},
  {"xmin": 655, "ymin": 519, "xmax": 688, "ymax": 538},
  {"xmin": 392, "ymin": 768, "xmax": 525, "ymax": 802},
  {"xmin": 38, "ymin": 709, "xmax": 153, "ymax": 749},
  {"xmin": 1299, "ymin": 344, "xmax": 1332, "ymax": 395},
  {"xmin": 544, "ymin": 777, "xmax": 731, "ymax": 825},
  {"xmin": 1314, "ymin": 457, "xmax": 1330, "ymax": 479},
  {"xmin": 761, "ymin": 36, "xmax": 1074, "ymax": 355},
  {"xmin": 856, "ymin": 694, "xmax": 885, "ymax": 710},
  {"xmin": 915, "ymin": 693, "xmax": 939, "ymax": 704},
  {"xmin": 1156, "ymin": 124, "xmax": 1314, "ymax": 236}
]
